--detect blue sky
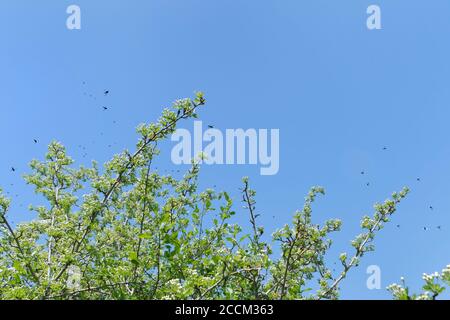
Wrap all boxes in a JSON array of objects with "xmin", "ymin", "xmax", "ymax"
[{"xmin": 1, "ymin": 0, "xmax": 450, "ymax": 299}]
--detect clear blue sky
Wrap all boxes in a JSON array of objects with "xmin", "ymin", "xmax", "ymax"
[{"xmin": 1, "ymin": 0, "xmax": 450, "ymax": 299}]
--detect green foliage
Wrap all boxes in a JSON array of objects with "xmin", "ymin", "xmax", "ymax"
[{"xmin": 0, "ymin": 93, "xmax": 409, "ymax": 300}]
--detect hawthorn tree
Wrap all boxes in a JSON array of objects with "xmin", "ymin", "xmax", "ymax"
[{"xmin": 0, "ymin": 93, "xmax": 411, "ymax": 300}]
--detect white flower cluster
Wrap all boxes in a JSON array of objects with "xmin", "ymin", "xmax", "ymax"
[
  {"xmin": 185, "ymin": 269, "xmax": 199, "ymax": 277},
  {"xmin": 167, "ymin": 278, "xmax": 183, "ymax": 291},
  {"xmin": 161, "ymin": 279, "xmax": 184, "ymax": 300},
  {"xmin": 387, "ymin": 283, "xmax": 406, "ymax": 297},
  {"xmin": 422, "ymin": 272, "xmax": 440, "ymax": 282},
  {"xmin": 415, "ymin": 293, "xmax": 431, "ymax": 300}
]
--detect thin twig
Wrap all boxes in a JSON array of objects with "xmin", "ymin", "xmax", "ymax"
[{"xmin": 0, "ymin": 215, "xmax": 40, "ymax": 283}]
